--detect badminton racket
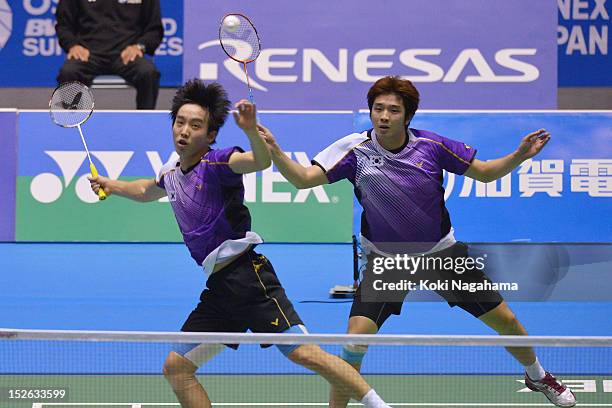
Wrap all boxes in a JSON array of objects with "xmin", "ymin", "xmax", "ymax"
[{"xmin": 49, "ymin": 81, "xmax": 106, "ymax": 200}]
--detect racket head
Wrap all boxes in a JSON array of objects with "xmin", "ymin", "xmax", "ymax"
[
  {"xmin": 49, "ymin": 81, "xmax": 95, "ymax": 128},
  {"xmin": 219, "ymin": 13, "xmax": 261, "ymax": 64}
]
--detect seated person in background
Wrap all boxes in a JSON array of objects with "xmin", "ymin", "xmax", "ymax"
[{"xmin": 55, "ymin": 0, "xmax": 163, "ymax": 110}]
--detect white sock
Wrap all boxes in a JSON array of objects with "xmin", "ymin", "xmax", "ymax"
[
  {"xmin": 525, "ymin": 357, "xmax": 546, "ymax": 381},
  {"xmin": 361, "ymin": 389, "xmax": 391, "ymax": 408}
]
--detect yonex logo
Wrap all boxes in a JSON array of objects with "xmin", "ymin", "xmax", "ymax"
[
  {"xmin": 0, "ymin": 0, "xmax": 13, "ymax": 52},
  {"xmin": 29, "ymin": 150, "xmax": 334, "ymax": 204},
  {"xmin": 30, "ymin": 151, "xmax": 134, "ymax": 204}
]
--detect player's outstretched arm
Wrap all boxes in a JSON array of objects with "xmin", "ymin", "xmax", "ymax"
[
  {"xmin": 229, "ymin": 100, "xmax": 271, "ymax": 174},
  {"xmin": 88, "ymin": 176, "xmax": 166, "ymax": 202},
  {"xmin": 464, "ymin": 128, "xmax": 551, "ymax": 183},
  {"xmin": 258, "ymin": 124, "xmax": 329, "ymax": 189}
]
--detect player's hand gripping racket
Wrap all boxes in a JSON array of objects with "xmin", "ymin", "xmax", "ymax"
[
  {"xmin": 49, "ymin": 81, "xmax": 106, "ymax": 200},
  {"xmin": 219, "ymin": 13, "xmax": 261, "ymax": 103}
]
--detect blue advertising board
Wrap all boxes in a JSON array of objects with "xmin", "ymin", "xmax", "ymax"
[
  {"xmin": 1, "ymin": 1, "xmax": 608, "ymax": 90},
  {"xmin": 15, "ymin": 110, "xmax": 354, "ymax": 242},
  {"xmin": 9, "ymin": 110, "xmax": 612, "ymax": 243},
  {"xmin": 355, "ymin": 111, "xmax": 612, "ymax": 242},
  {"xmin": 184, "ymin": 0, "xmax": 558, "ymax": 109},
  {"xmin": 0, "ymin": 0, "xmax": 182, "ymax": 87},
  {"xmin": 0, "ymin": 109, "xmax": 17, "ymax": 241},
  {"xmin": 558, "ymin": 0, "xmax": 611, "ymax": 86}
]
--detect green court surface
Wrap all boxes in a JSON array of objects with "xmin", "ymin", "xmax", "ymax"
[{"xmin": 1, "ymin": 375, "xmax": 610, "ymax": 407}]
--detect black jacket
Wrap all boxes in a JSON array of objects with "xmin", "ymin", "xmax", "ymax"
[{"xmin": 55, "ymin": 0, "xmax": 164, "ymax": 57}]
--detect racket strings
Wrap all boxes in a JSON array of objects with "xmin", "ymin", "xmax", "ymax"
[
  {"xmin": 50, "ymin": 82, "xmax": 94, "ymax": 128},
  {"xmin": 219, "ymin": 14, "xmax": 261, "ymax": 63}
]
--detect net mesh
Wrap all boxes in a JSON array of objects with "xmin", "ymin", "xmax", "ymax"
[
  {"xmin": 1, "ymin": 330, "xmax": 611, "ymax": 407},
  {"xmin": 219, "ymin": 14, "xmax": 261, "ymax": 63},
  {"xmin": 49, "ymin": 81, "xmax": 94, "ymax": 128}
]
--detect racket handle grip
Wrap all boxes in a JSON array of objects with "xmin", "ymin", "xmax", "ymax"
[
  {"xmin": 248, "ymin": 89, "xmax": 254, "ymax": 104},
  {"xmin": 89, "ymin": 163, "xmax": 107, "ymax": 201}
]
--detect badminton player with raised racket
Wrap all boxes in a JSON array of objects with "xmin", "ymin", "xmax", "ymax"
[
  {"xmin": 88, "ymin": 79, "xmax": 394, "ymax": 408},
  {"xmin": 259, "ymin": 76, "xmax": 576, "ymax": 408}
]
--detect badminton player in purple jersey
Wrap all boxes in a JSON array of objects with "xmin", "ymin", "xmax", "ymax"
[
  {"xmin": 88, "ymin": 79, "xmax": 394, "ymax": 408},
  {"xmin": 259, "ymin": 76, "xmax": 576, "ymax": 408}
]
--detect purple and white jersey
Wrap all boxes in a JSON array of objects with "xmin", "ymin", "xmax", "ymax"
[
  {"xmin": 313, "ymin": 128, "xmax": 476, "ymax": 253},
  {"xmin": 156, "ymin": 147, "xmax": 256, "ymax": 268}
]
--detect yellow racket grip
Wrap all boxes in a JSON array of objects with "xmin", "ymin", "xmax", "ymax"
[{"xmin": 89, "ymin": 163, "xmax": 107, "ymax": 201}]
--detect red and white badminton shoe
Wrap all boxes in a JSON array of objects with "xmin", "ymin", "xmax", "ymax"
[{"xmin": 525, "ymin": 371, "xmax": 576, "ymax": 407}]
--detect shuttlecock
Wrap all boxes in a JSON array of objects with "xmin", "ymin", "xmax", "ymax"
[{"xmin": 222, "ymin": 15, "xmax": 240, "ymax": 33}]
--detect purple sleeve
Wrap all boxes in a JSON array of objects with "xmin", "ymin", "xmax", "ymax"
[
  {"xmin": 156, "ymin": 175, "xmax": 165, "ymax": 189},
  {"xmin": 208, "ymin": 146, "xmax": 244, "ymax": 185},
  {"xmin": 312, "ymin": 150, "xmax": 357, "ymax": 184},
  {"xmin": 435, "ymin": 135, "xmax": 477, "ymax": 175}
]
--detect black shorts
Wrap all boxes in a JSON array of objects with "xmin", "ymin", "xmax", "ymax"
[
  {"xmin": 181, "ymin": 250, "xmax": 303, "ymax": 348},
  {"xmin": 350, "ymin": 242, "xmax": 504, "ymax": 328}
]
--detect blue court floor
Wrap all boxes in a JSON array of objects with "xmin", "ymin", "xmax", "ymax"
[
  {"xmin": 1, "ymin": 242, "xmax": 611, "ymax": 335},
  {"xmin": 1, "ymin": 243, "xmax": 611, "ymax": 375}
]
